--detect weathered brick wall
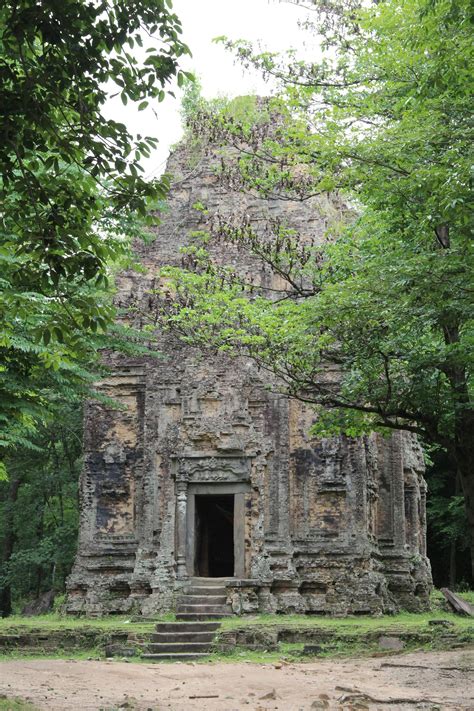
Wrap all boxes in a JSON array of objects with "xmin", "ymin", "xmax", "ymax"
[{"xmin": 66, "ymin": 142, "xmax": 432, "ymax": 616}]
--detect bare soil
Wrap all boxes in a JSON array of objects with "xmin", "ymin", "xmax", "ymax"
[{"xmin": 1, "ymin": 648, "xmax": 473, "ymax": 710}]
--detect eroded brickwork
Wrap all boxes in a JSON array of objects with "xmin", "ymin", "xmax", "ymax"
[{"xmin": 66, "ymin": 143, "xmax": 432, "ymax": 616}]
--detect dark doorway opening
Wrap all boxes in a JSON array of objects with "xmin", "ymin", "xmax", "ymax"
[{"xmin": 195, "ymin": 495, "xmax": 234, "ymax": 577}]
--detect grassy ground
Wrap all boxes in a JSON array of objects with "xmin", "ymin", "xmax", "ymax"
[
  {"xmin": 1, "ymin": 609, "xmax": 471, "ymax": 634},
  {"xmin": 6, "ymin": 610, "xmax": 470, "ymax": 634},
  {"xmin": 0, "ymin": 700, "xmax": 39, "ymax": 710},
  {"xmin": 1, "ymin": 589, "xmax": 472, "ymax": 633},
  {"xmin": 219, "ymin": 607, "xmax": 474, "ymax": 633},
  {"xmin": 0, "ymin": 614, "xmax": 158, "ymax": 634},
  {"xmin": 0, "ymin": 590, "xmax": 472, "ymax": 663},
  {"xmin": 211, "ymin": 629, "xmax": 474, "ymax": 664}
]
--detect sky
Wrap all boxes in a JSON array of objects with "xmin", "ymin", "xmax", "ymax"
[{"xmin": 103, "ymin": 0, "xmax": 310, "ymax": 176}]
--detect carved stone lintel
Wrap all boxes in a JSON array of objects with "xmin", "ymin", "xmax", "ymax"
[{"xmin": 173, "ymin": 455, "xmax": 250, "ymax": 484}]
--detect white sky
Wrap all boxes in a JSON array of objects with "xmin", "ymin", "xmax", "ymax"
[{"xmin": 103, "ymin": 0, "xmax": 311, "ymax": 176}]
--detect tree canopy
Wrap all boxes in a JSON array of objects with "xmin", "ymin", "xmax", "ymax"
[
  {"xmin": 156, "ymin": 0, "xmax": 474, "ymax": 569},
  {"xmin": 0, "ymin": 0, "xmax": 191, "ymax": 470}
]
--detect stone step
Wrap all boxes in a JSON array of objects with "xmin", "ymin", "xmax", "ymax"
[
  {"xmin": 176, "ymin": 604, "xmax": 231, "ymax": 614},
  {"xmin": 184, "ymin": 586, "xmax": 227, "ymax": 596},
  {"xmin": 155, "ymin": 621, "xmax": 221, "ymax": 633},
  {"xmin": 177, "ymin": 594, "xmax": 227, "ymax": 605},
  {"xmin": 130, "ymin": 616, "xmax": 168, "ymax": 623},
  {"xmin": 147, "ymin": 642, "xmax": 212, "ymax": 653},
  {"xmin": 190, "ymin": 577, "xmax": 230, "ymax": 584},
  {"xmin": 142, "ymin": 652, "xmax": 210, "ymax": 661},
  {"xmin": 176, "ymin": 612, "xmax": 233, "ymax": 621},
  {"xmin": 151, "ymin": 631, "xmax": 216, "ymax": 643}
]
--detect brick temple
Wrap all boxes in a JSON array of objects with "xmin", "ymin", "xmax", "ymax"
[{"xmin": 66, "ymin": 137, "xmax": 432, "ymax": 617}]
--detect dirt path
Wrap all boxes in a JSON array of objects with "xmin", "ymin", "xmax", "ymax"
[{"xmin": 1, "ymin": 649, "xmax": 473, "ymax": 710}]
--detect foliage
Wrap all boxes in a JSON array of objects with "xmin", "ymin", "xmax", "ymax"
[
  {"xmin": 1, "ymin": 0, "xmax": 190, "ymax": 319},
  {"xmin": 428, "ymin": 478, "xmax": 468, "ymax": 551},
  {"xmin": 0, "ymin": 0, "xmax": 191, "ymax": 466},
  {"xmin": 426, "ymin": 452, "xmax": 471, "ymax": 587},
  {"xmin": 0, "ymin": 282, "xmax": 158, "ymax": 613},
  {"xmin": 0, "ymin": 235, "xmax": 158, "ymax": 475},
  {"xmin": 155, "ymin": 0, "xmax": 473, "ymax": 570},
  {"xmin": 0, "ymin": 405, "xmax": 82, "ymax": 614},
  {"xmin": 180, "ymin": 77, "xmax": 265, "ymax": 140}
]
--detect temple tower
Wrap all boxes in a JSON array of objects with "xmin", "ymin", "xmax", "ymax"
[{"xmin": 66, "ymin": 135, "xmax": 432, "ymax": 616}]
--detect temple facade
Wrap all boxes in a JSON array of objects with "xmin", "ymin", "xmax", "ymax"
[{"xmin": 66, "ymin": 140, "xmax": 432, "ymax": 616}]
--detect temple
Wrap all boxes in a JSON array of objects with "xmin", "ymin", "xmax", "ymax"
[{"xmin": 66, "ymin": 136, "xmax": 432, "ymax": 616}]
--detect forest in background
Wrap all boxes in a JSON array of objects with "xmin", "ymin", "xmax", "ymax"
[{"xmin": 1, "ymin": 0, "xmax": 472, "ymax": 614}]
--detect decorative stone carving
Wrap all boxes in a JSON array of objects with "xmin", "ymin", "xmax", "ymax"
[{"xmin": 174, "ymin": 455, "xmax": 250, "ymax": 484}]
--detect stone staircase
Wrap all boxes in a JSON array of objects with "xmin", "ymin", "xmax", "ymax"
[
  {"xmin": 141, "ymin": 620, "xmax": 221, "ymax": 661},
  {"xmin": 176, "ymin": 578, "xmax": 233, "ymax": 621},
  {"xmin": 141, "ymin": 578, "xmax": 232, "ymax": 661}
]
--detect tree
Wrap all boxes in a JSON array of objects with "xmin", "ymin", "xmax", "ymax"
[
  {"xmin": 0, "ymin": 405, "xmax": 82, "ymax": 616},
  {"xmin": 427, "ymin": 451, "xmax": 470, "ymax": 589},
  {"xmin": 0, "ymin": 1, "xmax": 191, "ymax": 467},
  {"xmin": 154, "ymin": 1, "xmax": 473, "ymax": 575}
]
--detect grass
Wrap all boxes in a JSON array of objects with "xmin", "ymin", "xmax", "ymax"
[
  {"xmin": 0, "ymin": 648, "xmax": 105, "ymax": 663},
  {"xmin": 2, "ymin": 608, "xmax": 472, "ymax": 636},
  {"xmin": 0, "ymin": 590, "xmax": 472, "ymax": 664},
  {"xmin": 217, "ymin": 589, "xmax": 474, "ymax": 632},
  {"xmin": 219, "ymin": 608, "xmax": 474, "ymax": 633},
  {"xmin": 0, "ymin": 699, "xmax": 40, "ymax": 710},
  {"xmin": 0, "ymin": 614, "xmax": 158, "ymax": 634},
  {"xmin": 1, "ymin": 589, "xmax": 472, "ymax": 634},
  {"xmin": 211, "ymin": 594, "xmax": 474, "ymax": 663}
]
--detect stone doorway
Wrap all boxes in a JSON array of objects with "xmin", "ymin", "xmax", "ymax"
[
  {"xmin": 195, "ymin": 494, "xmax": 234, "ymax": 577},
  {"xmin": 185, "ymin": 482, "xmax": 248, "ymax": 579}
]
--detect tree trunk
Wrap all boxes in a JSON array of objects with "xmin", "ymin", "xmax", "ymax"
[
  {"xmin": 455, "ymin": 415, "xmax": 474, "ymax": 584},
  {"xmin": 449, "ymin": 539, "xmax": 457, "ymax": 589},
  {"xmin": 458, "ymin": 467, "xmax": 474, "ymax": 584},
  {"xmin": 0, "ymin": 475, "xmax": 22, "ymax": 617},
  {"xmin": 35, "ymin": 516, "xmax": 44, "ymax": 598},
  {"xmin": 440, "ymin": 314, "xmax": 473, "ymax": 584},
  {"xmin": 448, "ymin": 472, "xmax": 461, "ymax": 588}
]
